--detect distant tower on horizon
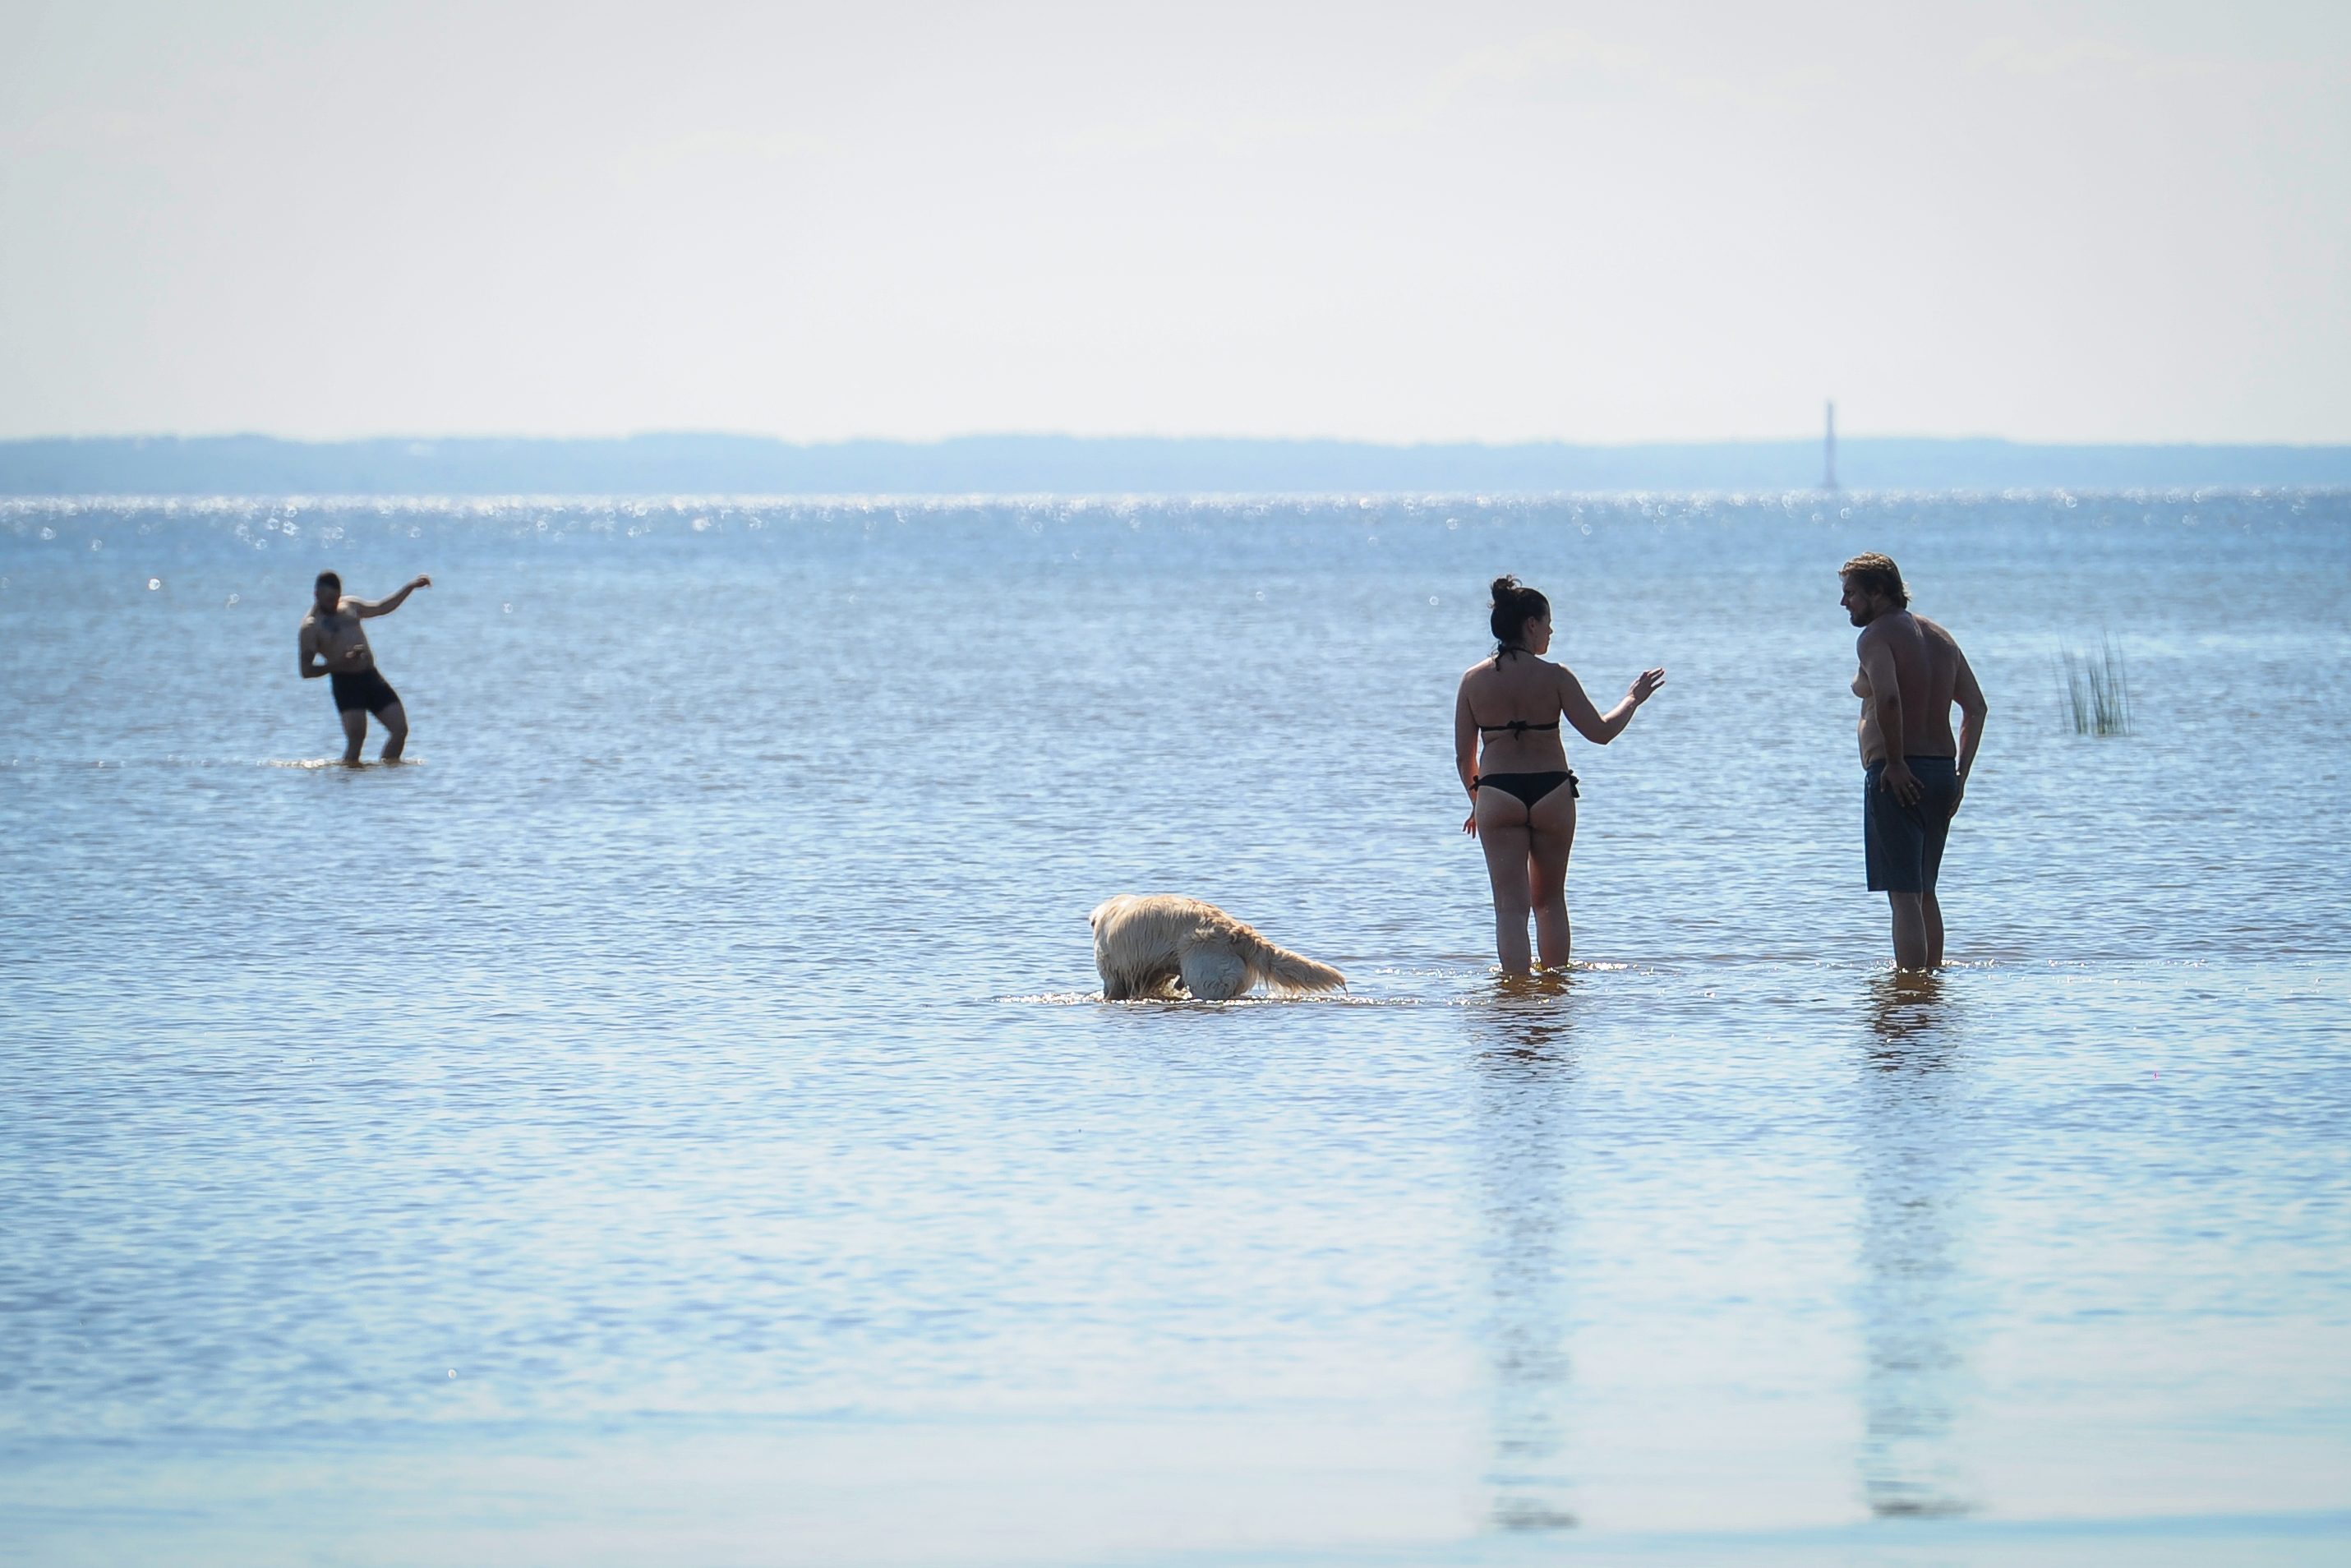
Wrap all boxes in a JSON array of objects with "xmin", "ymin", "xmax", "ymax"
[{"xmin": 1823, "ymin": 400, "xmax": 1838, "ymax": 491}]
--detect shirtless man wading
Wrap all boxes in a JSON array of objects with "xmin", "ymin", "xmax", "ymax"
[
  {"xmin": 299, "ymin": 570, "xmax": 431, "ymax": 763},
  {"xmin": 1841, "ymin": 552, "xmax": 1988, "ymax": 971}
]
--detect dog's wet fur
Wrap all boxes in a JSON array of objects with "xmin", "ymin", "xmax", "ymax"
[{"xmin": 1089, "ymin": 894, "xmax": 1347, "ymax": 1001}]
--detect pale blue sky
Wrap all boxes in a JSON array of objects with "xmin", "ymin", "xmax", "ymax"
[{"xmin": 2, "ymin": 1, "xmax": 2346, "ymax": 444}]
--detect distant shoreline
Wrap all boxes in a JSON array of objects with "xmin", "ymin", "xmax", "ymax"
[{"xmin": 5, "ymin": 433, "xmax": 2349, "ymax": 496}]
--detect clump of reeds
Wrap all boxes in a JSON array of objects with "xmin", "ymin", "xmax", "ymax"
[{"xmin": 2058, "ymin": 636, "xmax": 2131, "ymax": 736}]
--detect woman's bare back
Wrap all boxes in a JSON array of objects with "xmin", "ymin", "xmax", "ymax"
[{"xmin": 1458, "ymin": 652, "xmax": 1571, "ymax": 773}]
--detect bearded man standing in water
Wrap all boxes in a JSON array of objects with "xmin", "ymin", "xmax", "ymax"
[
  {"xmin": 1842, "ymin": 553, "xmax": 1988, "ymax": 971},
  {"xmin": 298, "ymin": 570, "xmax": 431, "ymax": 763}
]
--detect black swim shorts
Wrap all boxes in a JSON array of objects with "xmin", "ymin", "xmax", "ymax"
[
  {"xmin": 1864, "ymin": 756, "xmax": 1960, "ymax": 893},
  {"xmin": 329, "ymin": 668, "xmax": 402, "ymax": 717}
]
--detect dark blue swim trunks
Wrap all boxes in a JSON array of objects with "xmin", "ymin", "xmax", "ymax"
[
  {"xmin": 330, "ymin": 668, "xmax": 401, "ymax": 717},
  {"xmin": 1864, "ymin": 756, "xmax": 1960, "ymax": 893}
]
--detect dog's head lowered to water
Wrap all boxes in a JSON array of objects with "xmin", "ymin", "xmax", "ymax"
[{"xmin": 1089, "ymin": 894, "xmax": 1346, "ymax": 1002}]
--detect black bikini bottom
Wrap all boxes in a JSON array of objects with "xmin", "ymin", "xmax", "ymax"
[{"xmin": 1476, "ymin": 770, "xmax": 1579, "ymax": 808}]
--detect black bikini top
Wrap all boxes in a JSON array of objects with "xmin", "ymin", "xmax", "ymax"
[
  {"xmin": 1473, "ymin": 713, "xmax": 1560, "ymax": 738},
  {"xmin": 1477, "ymin": 647, "xmax": 1559, "ymax": 736}
]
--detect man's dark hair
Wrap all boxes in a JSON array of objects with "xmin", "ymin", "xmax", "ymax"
[
  {"xmin": 316, "ymin": 570, "xmax": 341, "ymax": 589},
  {"xmin": 1839, "ymin": 553, "xmax": 1908, "ymax": 609}
]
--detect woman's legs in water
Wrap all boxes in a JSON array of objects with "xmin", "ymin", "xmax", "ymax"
[
  {"xmin": 1526, "ymin": 786, "xmax": 1578, "ymax": 967},
  {"xmin": 1476, "ymin": 785, "xmax": 1579, "ymax": 975},
  {"xmin": 1475, "ymin": 789, "xmax": 1533, "ymax": 973}
]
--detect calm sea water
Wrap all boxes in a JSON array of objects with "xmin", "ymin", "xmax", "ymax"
[{"xmin": 2, "ymin": 490, "xmax": 2347, "ymax": 1566}]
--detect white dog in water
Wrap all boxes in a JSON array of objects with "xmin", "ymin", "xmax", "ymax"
[{"xmin": 1089, "ymin": 894, "xmax": 1346, "ymax": 1001}]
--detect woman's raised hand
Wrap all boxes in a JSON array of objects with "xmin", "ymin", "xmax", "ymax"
[{"xmin": 1629, "ymin": 667, "xmax": 1667, "ymax": 705}]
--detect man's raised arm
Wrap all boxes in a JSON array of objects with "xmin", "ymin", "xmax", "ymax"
[{"xmin": 355, "ymin": 575, "xmax": 433, "ymax": 618}]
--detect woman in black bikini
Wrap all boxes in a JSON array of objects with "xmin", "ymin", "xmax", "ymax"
[{"xmin": 1454, "ymin": 576, "xmax": 1665, "ymax": 975}]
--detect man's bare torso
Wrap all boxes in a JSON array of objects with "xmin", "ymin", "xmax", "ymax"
[
  {"xmin": 300, "ymin": 601, "xmax": 374, "ymax": 673},
  {"xmin": 1853, "ymin": 611, "xmax": 1962, "ymax": 763}
]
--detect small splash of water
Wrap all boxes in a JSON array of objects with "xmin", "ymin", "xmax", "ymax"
[{"xmin": 265, "ymin": 758, "xmax": 423, "ymax": 770}]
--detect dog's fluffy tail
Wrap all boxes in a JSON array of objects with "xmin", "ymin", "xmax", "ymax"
[{"xmin": 1238, "ymin": 929, "xmax": 1346, "ymax": 995}]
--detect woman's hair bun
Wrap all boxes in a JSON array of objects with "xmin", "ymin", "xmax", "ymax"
[{"xmin": 1487, "ymin": 575, "xmax": 1551, "ymax": 657}]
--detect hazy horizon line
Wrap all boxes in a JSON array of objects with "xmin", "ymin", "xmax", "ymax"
[
  {"xmin": 12, "ymin": 431, "xmax": 2347, "ymax": 497},
  {"xmin": 12, "ymin": 431, "xmax": 2351, "ymax": 451}
]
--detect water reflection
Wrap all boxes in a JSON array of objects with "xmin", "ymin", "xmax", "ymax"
[
  {"xmin": 1468, "ymin": 980, "xmax": 1580, "ymax": 1531},
  {"xmin": 1853, "ymin": 973, "xmax": 1980, "ymax": 1518}
]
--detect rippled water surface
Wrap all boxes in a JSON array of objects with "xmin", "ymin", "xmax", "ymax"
[{"xmin": 3, "ymin": 491, "xmax": 2348, "ymax": 1566}]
